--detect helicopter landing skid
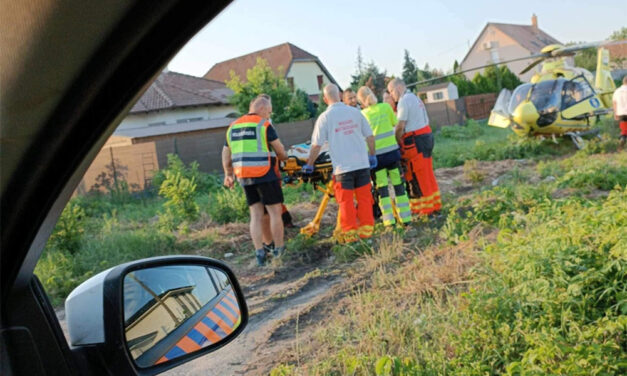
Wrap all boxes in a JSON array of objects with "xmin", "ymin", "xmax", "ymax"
[{"xmin": 564, "ymin": 129, "xmax": 601, "ymax": 150}]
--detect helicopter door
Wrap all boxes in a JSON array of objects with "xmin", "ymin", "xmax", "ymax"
[
  {"xmin": 560, "ymin": 76, "xmax": 599, "ymax": 120},
  {"xmin": 488, "ymin": 88, "xmax": 512, "ymax": 128}
]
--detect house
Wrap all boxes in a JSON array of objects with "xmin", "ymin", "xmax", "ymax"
[
  {"xmin": 417, "ymin": 82, "xmax": 459, "ymax": 103},
  {"xmin": 204, "ymin": 42, "xmax": 339, "ymax": 101},
  {"xmin": 460, "ymin": 15, "xmax": 561, "ymax": 82},
  {"xmin": 117, "ymin": 70, "xmax": 236, "ymax": 131}
]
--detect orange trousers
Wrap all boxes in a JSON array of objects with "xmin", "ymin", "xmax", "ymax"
[
  {"xmin": 620, "ymin": 120, "xmax": 627, "ymax": 136},
  {"xmin": 333, "ymin": 180, "xmax": 374, "ymax": 242},
  {"xmin": 401, "ymin": 126, "xmax": 441, "ymax": 215}
]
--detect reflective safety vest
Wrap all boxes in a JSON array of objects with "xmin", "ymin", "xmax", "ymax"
[
  {"xmin": 226, "ymin": 114, "xmax": 275, "ymax": 179},
  {"xmin": 361, "ymin": 103, "xmax": 399, "ymax": 155}
]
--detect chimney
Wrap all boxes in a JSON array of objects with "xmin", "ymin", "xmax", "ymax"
[{"xmin": 531, "ymin": 13, "xmax": 538, "ymax": 29}]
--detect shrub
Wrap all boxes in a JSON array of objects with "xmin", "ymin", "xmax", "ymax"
[
  {"xmin": 207, "ymin": 186, "xmax": 248, "ymax": 224},
  {"xmin": 152, "ymin": 153, "xmax": 221, "ymax": 194},
  {"xmin": 47, "ymin": 202, "xmax": 85, "ymax": 254},
  {"xmin": 158, "ymin": 170, "xmax": 199, "ymax": 232},
  {"xmin": 462, "ymin": 159, "xmax": 485, "ymax": 184}
]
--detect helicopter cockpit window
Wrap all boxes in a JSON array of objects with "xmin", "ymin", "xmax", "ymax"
[
  {"xmin": 561, "ymin": 76, "xmax": 594, "ymax": 109},
  {"xmin": 508, "ymin": 83, "xmax": 532, "ymax": 114},
  {"xmin": 529, "ymin": 79, "xmax": 563, "ymax": 114}
]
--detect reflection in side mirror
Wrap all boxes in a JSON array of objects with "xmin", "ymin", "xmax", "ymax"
[{"xmin": 123, "ymin": 265, "xmax": 242, "ymax": 368}]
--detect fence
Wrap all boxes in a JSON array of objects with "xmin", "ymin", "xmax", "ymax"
[
  {"xmin": 76, "ymin": 119, "xmax": 316, "ymax": 194},
  {"xmin": 424, "ymin": 99, "xmax": 466, "ymax": 127},
  {"xmin": 464, "ymin": 93, "xmax": 497, "ymax": 120}
]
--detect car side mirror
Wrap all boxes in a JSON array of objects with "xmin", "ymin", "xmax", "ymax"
[{"xmin": 65, "ymin": 256, "xmax": 248, "ymax": 376}]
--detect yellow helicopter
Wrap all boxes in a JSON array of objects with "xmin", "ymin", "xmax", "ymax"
[
  {"xmin": 487, "ymin": 42, "xmax": 621, "ymax": 147},
  {"xmin": 408, "ymin": 40, "xmax": 625, "ymax": 148}
]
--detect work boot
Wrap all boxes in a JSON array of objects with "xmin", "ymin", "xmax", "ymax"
[
  {"xmin": 273, "ymin": 245, "xmax": 286, "ymax": 257},
  {"xmin": 255, "ymin": 249, "xmax": 267, "ymax": 266}
]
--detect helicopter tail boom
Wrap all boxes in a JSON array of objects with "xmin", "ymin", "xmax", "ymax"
[{"xmin": 595, "ymin": 48, "xmax": 616, "ymax": 108}]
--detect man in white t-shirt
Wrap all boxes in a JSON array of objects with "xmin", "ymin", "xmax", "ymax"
[
  {"xmin": 304, "ymin": 84, "xmax": 377, "ymax": 242},
  {"xmin": 388, "ymin": 78, "xmax": 441, "ymax": 215},
  {"xmin": 613, "ymin": 75, "xmax": 627, "ymax": 150}
]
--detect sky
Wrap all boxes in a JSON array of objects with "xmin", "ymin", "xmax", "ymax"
[{"xmin": 168, "ymin": 0, "xmax": 626, "ymax": 88}]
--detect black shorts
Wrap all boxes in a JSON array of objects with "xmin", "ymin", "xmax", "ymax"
[
  {"xmin": 243, "ymin": 180, "xmax": 284, "ymax": 206},
  {"xmin": 335, "ymin": 168, "xmax": 371, "ymax": 190}
]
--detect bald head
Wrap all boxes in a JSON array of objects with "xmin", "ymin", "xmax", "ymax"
[
  {"xmin": 249, "ymin": 96, "xmax": 272, "ymax": 118},
  {"xmin": 387, "ymin": 78, "xmax": 406, "ymax": 102},
  {"xmin": 323, "ymin": 84, "xmax": 341, "ymax": 104}
]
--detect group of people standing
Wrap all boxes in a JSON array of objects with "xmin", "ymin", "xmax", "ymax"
[{"xmin": 222, "ymin": 78, "xmax": 441, "ymax": 266}]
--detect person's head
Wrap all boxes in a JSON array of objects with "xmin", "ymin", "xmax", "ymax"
[
  {"xmin": 383, "ymin": 91, "xmax": 395, "ymax": 108},
  {"xmin": 387, "ymin": 78, "xmax": 406, "ymax": 102},
  {"xmin": 342, "ymin": 88, "xmax": 358, "ymax": 107},
  {"xmin": 357, "ymin": 86, "xmax": 378, "ymax": 108},
  {"xmin": 249, "ymin": 94, "xmax": 272, "ymax": 118},
  {"xmin": 623, "ymin": 75, "xmax": 627, "ymax": 86},
  {"xmin": 323, "ymin": 84, "xmax": 341, "ymax": 105}
]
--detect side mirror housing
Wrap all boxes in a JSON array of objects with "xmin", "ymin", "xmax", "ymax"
[{"xmin": 65, "ymin": 255, "xmax": 248, "ymax": 375}]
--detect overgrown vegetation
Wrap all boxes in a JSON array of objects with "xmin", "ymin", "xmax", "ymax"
[{"xmin": 272, "ymin": 151, "xmax": 627, "ymax": 375}]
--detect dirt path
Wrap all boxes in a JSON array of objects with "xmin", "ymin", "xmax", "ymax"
[{"xmin": 165, "ymin": 264, "xmax": 343, "ymax": 375}]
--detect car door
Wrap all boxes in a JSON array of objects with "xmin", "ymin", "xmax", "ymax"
[{"xmin": 1, "ymin": 1, "xmax": 233, "ymax": 375}]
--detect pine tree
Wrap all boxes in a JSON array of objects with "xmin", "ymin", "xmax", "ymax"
[{"xmin": 402, "ymin": 50, "xmax": 418, "ymax": 87}]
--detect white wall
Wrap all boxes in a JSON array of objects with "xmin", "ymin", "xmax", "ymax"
[
  {"xmin": 287, "ymin": 61, "xmax": 331, "ymax": 95},
  {"xmin": 118, "ymin": 105, "xmax": 236, "ymax": 130},
  {"xmin": 448, "ymin": 83, "xmax": 459, "ymax": 100},
  {"xmin": 461, "ymin": 24, "xmax": 540, "ymax": 83}
]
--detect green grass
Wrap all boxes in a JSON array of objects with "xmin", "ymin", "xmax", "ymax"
[
  {"xmin": 271, "ymin": 151, "xmax": 627, "ymax": 375},
  {"xmin": 434, "ymin": 119, "xmax": 576, "ymax": 169}
]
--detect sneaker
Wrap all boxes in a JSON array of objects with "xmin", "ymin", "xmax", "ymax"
[
  {"xmin": 263, "ymin": 242, "xmax": 275, "ymax": 256},
  {"xmin": 273, "ymin": 246, "xmax": 285, "ymax": 257},
  {"xmin": 255, "ymin": 249, "xmax": 267, "ymax": 266}
]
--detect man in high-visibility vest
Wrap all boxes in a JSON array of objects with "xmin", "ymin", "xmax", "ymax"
[
  {"xmin": 222, "ymin": 96, "xmax": 288, "ymax": 266},
  {"xmin": 387, "ymin": 78, "xmax": 441, "ymax": 216},
  {"xmin": 613, "ymin": 75, "xmax": 627, "ymax": 150},
  {"xmin": 357, "ymin": 86, "xmax": 412, "ymax": 227},
  {"xmin": 304, "ymin": 84, "xmax": 377, "ymax": 243}
]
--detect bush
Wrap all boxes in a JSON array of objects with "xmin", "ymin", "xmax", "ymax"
[
  {"xmin": 206, "ymin": 186, "xmax": 248, "ymax": 224},
  {"xmin": 462, "ymin": 159, "xmax": 485, "ymax": 184},
  {"xmin": 47, "ymin": 202, "xmax": 85, "ymax": 254},
  {"xmin": 158, "ymin": 170, "xmax": 199, "ymax": 232},
  {"xmin": 152, "ymin": 153, "xmax": 221, "ymax": 194}
]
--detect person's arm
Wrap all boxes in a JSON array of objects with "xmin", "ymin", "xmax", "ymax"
[
  {"xmin": 395, "ymin": 96, "xmax": 408, "ymax": 143},
  {"xmin": 395, "ymin": 120, "xmax": 407, "ymax": 144},
  {"xmin": 269, "ymin": 139, "xmax": 288, "ymax": 161},
  {"xmin": 221, "ymin": 145, "xmax": 234, "ymax": 188},
  {"xmin": 366, "ymin": 135, "xmax": 375, "ymax": 156},
  {"xmin": 306, "ymin": 144, "xmax": 322, "ymax": 166}
]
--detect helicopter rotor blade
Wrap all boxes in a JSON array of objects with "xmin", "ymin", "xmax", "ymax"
[
  {"xmin": 519, "ymin": 57, "xmax": 545, "ymax": 75},
  {"xmin": 405, "ymin": 53, "xmax": 545, "ymax": 88},
  {"xmin": 405, "ymin": 40, "xmax": 626, "ymax": 89}
]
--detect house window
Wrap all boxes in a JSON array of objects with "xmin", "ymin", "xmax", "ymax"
[
  {"xmin": 287, "ymin": 77, "xmax": 294, "ymax": 91},
  {"xmin": 433, "ymin": 92, "xmax": 444, "ymax": 100},
  {"xmin": 490, "ymin": 49, "xmax": 500, "ymax": 63},
  {"xmin": 317, "ymin": 75, "xmax": 323, "ymax": 90}
]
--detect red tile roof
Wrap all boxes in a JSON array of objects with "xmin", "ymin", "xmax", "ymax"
[
  {"xmin": 130, "ymin": 71, "xmax": 232, "ymax": 113},
  {"xmin": 203, "ymin": 42, "xmax": 319, "ymax": 83}
]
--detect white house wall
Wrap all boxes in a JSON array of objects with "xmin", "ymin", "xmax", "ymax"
[
  {"xmin": 461, "ymin": 25, "xmax": 540, "ymax": 82},
  {"xmin": 287, "ymin": 61, "xmax": 330, "ymax": 95},
  {"xmin": 118, "ymin": 106, "xmax": 236, "ymax": 130},
  {"xmin": 448, "ymin": 84, "xmax": 459, "ymax": 100}
]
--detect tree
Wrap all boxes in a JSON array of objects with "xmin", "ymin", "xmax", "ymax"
[
  {"xmin": 610, "ymin": 27, "xmax": 627, "ymax": 41},
  {"xmin": 402, "ymin": 50, "xmax": 418, "ymax": 87},
  {"xmin": 225, "ymin": 58, "xmax": 313, "ymax": 123},
  {"xmin": 449, "ymin": 75, "xmax": 476, "ymax": 96},
  {"xmin": 351, "ymin": 61, "xmax": 388, "ymax": 97}
]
